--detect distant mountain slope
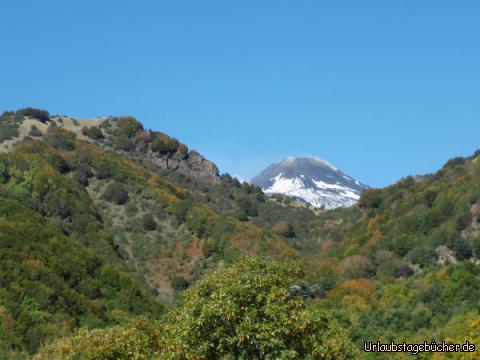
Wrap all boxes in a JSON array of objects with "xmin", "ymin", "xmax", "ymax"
[{"xmin": 251, "ymin": 157, "xmax": 368, "ymax": 209}]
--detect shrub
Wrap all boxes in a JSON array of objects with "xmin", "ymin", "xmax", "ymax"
[
  {"xmin": 44, "ymin": 128, "xmax": 76, "ymax": 151},
  {"xmin": 390, "ymin": 234, "xmax": 415, "ymax": 256},
  {"xmin": 76, "ymin": 161, "xmax": 93, "ymax": 177},
  {"xmin": 186, "ymin": 208, "xmax": 210, "ymax": 237},
  {"xmin": 95, "ymin": 161, "xmax": 114, "ymax": 180},
  {"xmin": 456, "ymin": 209, "xmax": 472, "ymax": 231},
  {"xmin": 394, "ymin": 264, "xmax": 414, "ymax": 277},
  {"xmin": 178, "ymin": 143, "xmax": 188, "ymax": 156},
  {"xmin": 143, "ymin": 213, "xmax": 156, "ymax": 231},
  {"xmin": 73, "ymin": 171, "xmax": 89, "ymax": 186},
  {"xmin": 358, "ymin": 189, "xmax": 383, "ymax": 209},
  {"xmin": 451, "ymin": 238, "xmax": 473, "ymax": 260},
  {"xmin": 34, "ymin": 320, "xmax": 162, "ymax": 360},
  {"xmin": 444, "ymin": 157, "xmax": 466, "ymax": 168},
  {"xmin": 473, "ymin": 237, "xmax": 480, "ymax": 258},
  {"xmin": 17, "ymin": 107, "xmax": 50, "ymax": 122},
  {"xmin": 328, "ymin": 278, "xmax": 376, "ymax": 303},
  {"xmin": 338, "ymin": 255, "xmax": 373, "ymax": 278},
  {"xmin": 48, "ymin": 154, "xmax": 70, "ymax": 174},
  {"xmin": 0, "ymin": 163, "xmax": 8, "ymax": 183},
  {"xmin": 150, "ymin": 133, "xmax": 182, "ymax": 155},
  {"xmin": 28, "ymin": 125, "xmax": 43, "ymax": 137},
  {"xmin": 0, "ymin": 123, "xmax": 19, "ymax": 141},
  {"xmin": 46, "ymin": 122, "xmax": 57, "ymax": 133},
  {"xmin": 161, "ymin": 258, "xmax": 357, "ymax": 359},
  {"xmin": 114, "ymin": 135, "xmax": 135, "ymax": 152},
  {"xmin": 103, "ymin": 182, "xmax": 129, "ymax": 205},
  {"xmin": 171, "ymin": 275, "xmax": 189, "ymax": 291},
  {"xmin": 408, "ymin": 246, "xmax": 437, "ymax": 267},
  {"xmin": 236, "ymin": 196, "xmax": 258, "ymax": 219},
  {"xmin": 81, "ymin": 126, "xmax": 104, "ymax": 139},
  {"xmin": 168, "ymin": 137, "xmax": 179, "ymax": 153},
  {"xmin": 151, "ymin": 133, "xmax": 170, "ymax": 155},
  {"xmin": 115, "ymin": 116, "xmax": 143, "ymax": 138},
  {"xmin": 0, "ymin": 112, "xmax": 20, "ymax": 141},
  {"xmin": 272, "ymin": 221, "xmax": 295, "ymax": 237},
  {"xmin": 173, "ymin": 201, "xmax": 191, "ymax": 223},
  {"xmin": 43, "ymin": 190, "xmax": 71, "ymax": 218}
]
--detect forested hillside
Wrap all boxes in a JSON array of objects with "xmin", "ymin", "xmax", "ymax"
[
  {"xmin": 0, "ymin": 109, "xmax": 315, "ymax": 357},
  {"xmin": 1, "ymin": 108, "xmax": 479, "ymax": 359},
  {"xmin": 305, "ymin": 151, "xmax": 480, "ymax": 355}
]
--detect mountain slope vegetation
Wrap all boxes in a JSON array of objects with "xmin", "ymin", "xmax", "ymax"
[
  {"xmin": 0, "ymin": 109, "xmax": 307, "ymax": 356},
  {"xmin": 1, "ymin": 108, "xmax": 479, "ymax": 358},
  {"xmin": 305, "ymin": 151, "xmax": 480, "ymax": 354}
]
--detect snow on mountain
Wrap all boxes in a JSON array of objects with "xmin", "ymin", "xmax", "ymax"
[{"xmin": 250, "ymin": 157, "xmax": 368, "ymax": 209}]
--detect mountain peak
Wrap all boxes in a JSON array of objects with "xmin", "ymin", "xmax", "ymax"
[
  {"xmin": 281, "ymin": 156, "xmax": 297, "ymax": 164},
  {"xmin": 251, "ymin": 156, "xmax": 368, "ymax": 209},
  {"xmin": 280, "ymin": 156, "xmax": 338, "ymax": 171}
]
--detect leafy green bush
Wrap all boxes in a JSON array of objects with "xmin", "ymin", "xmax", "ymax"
[
  {"xmin": 408, "ymin": 246, "xmax": 437, "ymax": 267},
  {"xmin": 161, "ymin": 258, "xmax": 357, "ymax": 359},
  {"xmin": 17, "ymin": 108, "xmax": 50, "ymax": 122},
  {"xmin": 48, "ymin": 154, "xmax": 70, "ymax": 174},
  {"xmin": 358, "ymin": 189, "xmax": 383, "ymax": 209},
  {"xmin": 171, "ymin": 275, "xmax": 189, "ymax": 291},
  {"xmin": 81, "ymin": 126, "xmax": 104, "ymax": 139},
  {"xmin": 272, "ymin": 221, "xmax": 295, "ymax": 238},
  {"xmin": 0, "ymin": 112, "xmax": 21, "ymax": 141},
  {"xmin": 114, "ymin": 135, "xmax": 135, "ymax": 152},
  {"xmin": 115, "ymin": 116, "xmax": 143, "ymax": 138},
  {"xmin": 103, "ymin": 182, "xmax": 129, "ymax": 205},
  {"xmin": 444, "ymin": 156, "xmax": 466, "ymax": 168},
  {"xmin": 28, "ymin": 125, "xmax": 43, "ymax": 137},
  {"xmin": 236, "ymin": 196, "xmax": 258, "ymax": 219},
  {"xmin": 0, "ymin": 123, "xmax": 19, "ymax": 142},
  {"xmin": 150, "ymin": 133, "xmax": 181, "ymax": 155},
  {"xmin": 34, "ymin": 320, "xmax": 162, "ymax": 360},
  {"xmin": 72, "ymin": 171, "xmax": 89, "ymax": 186},
  {"xmin": 451, "ymin": 238, "xmax": 473, "ymax": 260},
  {"xmin": 44, "ymin": 128, "xmax": 76, "ymax": 151},
  {"xmin": 95, "ymin": 160, "xmax": 115, "ymax": 180}
]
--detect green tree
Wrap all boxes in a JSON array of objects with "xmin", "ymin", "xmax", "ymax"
[
  {"xmin": 17, "ymin": 108, "xmax": 50, "ymax": 122},
  {"xmin": 162, "ymin": 258, "xmax": 357, "ymax": 359},
  {"xmin": 115, "ymin": 116, "xmax": 143, "ymax": 138}
]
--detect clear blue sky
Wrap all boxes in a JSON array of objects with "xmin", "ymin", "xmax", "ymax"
[{"xmin": 1, "ymin": 1, "xmax": 479, "ymax": 187}]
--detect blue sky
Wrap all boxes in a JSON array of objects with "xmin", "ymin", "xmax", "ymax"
[{"xmin": 1, "ymin": 1, "xmax": 479, "ymax": 187}]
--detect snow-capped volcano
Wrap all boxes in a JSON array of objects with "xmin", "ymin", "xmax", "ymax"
[{"xmin": 250, "ymin": 157, "xmax": 368, "ymax": 209}]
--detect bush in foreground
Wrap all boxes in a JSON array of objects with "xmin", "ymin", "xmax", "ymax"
[
  {"xmin": 35, "ymin": 259, "xmax": 357, "ymax": 359},
  {"xmin": 34, "ymin": 320, "xmax": 161, "ymax": 360},
  {"xmin": 162, "ymin": 258, "xmax": 357, "ymax": 359}
]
